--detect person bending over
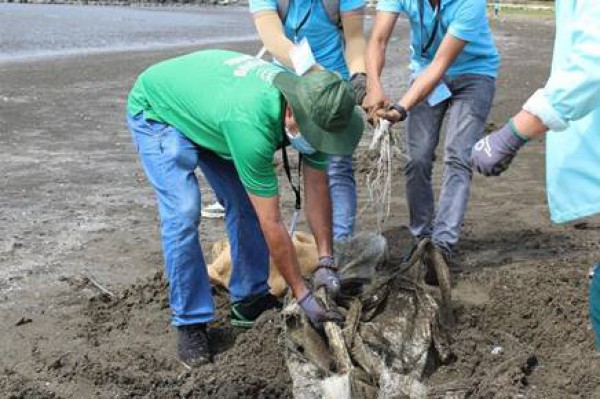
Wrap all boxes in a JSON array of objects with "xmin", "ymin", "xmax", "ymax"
[{"xmin": 126, "ymin": 49, "xmax": 363, "ymax": 367}]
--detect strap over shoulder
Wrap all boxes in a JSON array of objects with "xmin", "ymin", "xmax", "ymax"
[{"xmin": 276, "ymin": 0, "xmax": 341, "ymax": 27}]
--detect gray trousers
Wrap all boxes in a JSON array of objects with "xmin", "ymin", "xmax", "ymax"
[{"xmin": 405, "ymin": 74, "xmax": 495, "ymax": 253}]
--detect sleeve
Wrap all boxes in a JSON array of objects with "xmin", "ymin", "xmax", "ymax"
[
  {"xmin": 220, "ymin": 120, "xmax": 279, "ymax": 197},
  {"xmin": 249, "ymin": 0, "xmax": 277, "ymax": 14},
  {"xmin": 447, "ymin": 0, "xmax": 487, "ymax": 43},
  {"xmin": 340, "ymin": 0, "xmax": 365, "ymax": 13},
  {"xmin": 523, "ymin": 0, "xmax": 600, "ymax": 132},
  {"xmin": 303, "ymin": 151, "xmax": 329, "ymax": 171},
  {"xmin": 376, "ymin": 0, "xmax": 402, "ymax": 14}
]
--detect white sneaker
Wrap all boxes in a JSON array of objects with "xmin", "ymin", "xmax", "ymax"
[{"xmin": 201, "ymin": 201, "xmax": 225, "ymax": 219}]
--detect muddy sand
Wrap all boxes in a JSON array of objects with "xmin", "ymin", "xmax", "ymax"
[{"xmin": 2, "ymin": 11, "xmax": 600, "ymax": 398}]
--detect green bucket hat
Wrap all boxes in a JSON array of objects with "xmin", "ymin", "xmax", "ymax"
[{"xmin": 273, "ymin": 70, "xmax": 364, "ymax": 156}]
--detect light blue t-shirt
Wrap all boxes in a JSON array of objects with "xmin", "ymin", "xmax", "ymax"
[
  {"xmin": 250, "ymin": 0, "xmax": 365, "ymax": 78},
  {"xmin": 377, "ymin": 0, "xmax": 500, "ymax": 78}
]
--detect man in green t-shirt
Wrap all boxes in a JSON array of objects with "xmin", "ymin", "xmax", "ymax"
[{"xmin": 126, "ymin": 49, "xmax": 363, "ymax": 367}]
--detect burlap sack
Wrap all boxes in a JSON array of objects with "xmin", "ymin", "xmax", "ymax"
[{"xmin": 207, "ymin": 231, "xmax": 319, "ymax": 297}]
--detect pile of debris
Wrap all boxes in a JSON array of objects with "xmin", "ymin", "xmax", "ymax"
[{"xmin": 282, "ymin": 233, "xmax": 454, "ymax": 399}]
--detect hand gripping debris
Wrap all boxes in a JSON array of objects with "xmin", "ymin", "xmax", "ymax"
[{"xmin": 282, "ymin": 233, "xmax": 453, "ymax": 399}]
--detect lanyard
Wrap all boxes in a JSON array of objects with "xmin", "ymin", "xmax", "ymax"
[
  {"xmin": 280, "ymin": 109, "xmax": 302, "ymax": 233},
  {"xmin": 418, "ymin": 0, "xmax": 442, "ymax": 57},
  {"xmin": 288, "ymin": 0, "xmax": 315, "ymax": 42}
]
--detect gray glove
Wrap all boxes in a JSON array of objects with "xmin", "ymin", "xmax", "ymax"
[
  {"xmin": 350, "ymin": 73, "xmax": 367, "ymax": 105},
  {"xmin": 312, "ymin": 256, "xmax": 341, "ymax": 297},
  {"xmin": 471, "ymin": 122, "xmax": 528, "ymax": 176},
  {"xmin": 298, "ymin": 291, "xmax": 344, "ymax": 328}
]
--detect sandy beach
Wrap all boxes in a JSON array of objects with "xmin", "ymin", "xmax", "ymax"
[{"xmin": 2, "ymin": 5, "xmax": 600, "ymax": 398}]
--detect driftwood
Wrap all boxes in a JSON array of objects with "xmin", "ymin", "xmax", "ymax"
[
  {"xmin": 86, "ymin": 275, "xmax": 114, "ymax": 297},
  {"xmin": 315, "ymin": 286, "xmax": 353, "ymax": 374},
  {"xmin": 430, "ymin": 245, "xmax": 454, "ymax": 327}
]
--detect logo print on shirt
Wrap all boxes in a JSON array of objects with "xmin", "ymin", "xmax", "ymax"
[{"xmin": 224, "ymin": 55, "xmax": 280, "ymax": 83}]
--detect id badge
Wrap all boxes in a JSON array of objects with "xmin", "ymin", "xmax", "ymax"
[
  {"xmin": 427, "ymin": 81, "xmax": 452, "ymax": 106},
  {"xmin": 289, "ymin": 37, "xmax": 316, "ymax": 76}
]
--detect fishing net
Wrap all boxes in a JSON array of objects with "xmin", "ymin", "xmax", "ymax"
[
  {"xmin": 362, "ymin": 120, "xmax": 408, "ymax": 231},
  {"xmin": 282, "ymin": 233, "xmax": 453, "ymax": 399}
]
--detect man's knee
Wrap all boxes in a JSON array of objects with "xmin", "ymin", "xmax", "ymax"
[
  {"xmin": 443, "ymin": 154, "xmax": 472, "ymax": 174},
  {"xmin": 327, "ymin": 155, "xmax": 354, "ymax": 177},
  {"xmin": 405, "ymin": 153, "xmax": 434, "ymax": 177},
  {"xmin": 163, "ymin": 196, "xmax": 201, "ymax": 233}
]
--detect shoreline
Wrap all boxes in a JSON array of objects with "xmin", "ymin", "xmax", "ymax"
[
  {"xmin": 0, "ymin": 34, "xmax": 259, "ymax": 65},
  {"xmin": 0, "ymin": 3, "xmax": 258, "ymax": 64}
]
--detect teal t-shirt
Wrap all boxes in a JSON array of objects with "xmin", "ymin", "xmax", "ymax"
[
  {"xmin": 128, "ymin": 49, "xmax": 328, "ymax": 197},
  {"xmin": 377, "ymin": 0, "xmax": 500, "ymax": 78},
  {"xmin": 249, "ymin": 0, "xmax": 365, "ymax": 78}
]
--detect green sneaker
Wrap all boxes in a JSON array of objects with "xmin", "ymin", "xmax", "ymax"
[{"xmin": 231, "ymin": 292, "xmax": 281, "ymax": 328}]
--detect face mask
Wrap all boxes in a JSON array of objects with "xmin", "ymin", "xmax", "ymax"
[{"xmin": 285, "ymin": 127, "xmax": 317, "ymax": 155}]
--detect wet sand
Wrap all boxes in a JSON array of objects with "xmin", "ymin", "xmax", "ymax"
[
  {"xmin": 0, "ymin": 4, "xmax": 257, "ymax": 62},
  {"xmin": 2, "ymin": 10, "xmax": 600, "ymax": 398}
]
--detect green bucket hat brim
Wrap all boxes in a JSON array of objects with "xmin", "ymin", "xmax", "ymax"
[{"xmin": 273, "ymin": 71, "xmax": 364, "ymax": 156}]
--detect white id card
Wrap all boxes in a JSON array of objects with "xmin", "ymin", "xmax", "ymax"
[
  {"xmin": 427, "ymin": 81, "xmax": 452, "ymax": 106},
  {"xmin": 289, "ymin": 38, "xmax": 316, "ymax": 76}
]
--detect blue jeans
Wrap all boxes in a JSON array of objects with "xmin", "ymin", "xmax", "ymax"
[
  {"xmin": 328, "ymin": 155, "xmax": 356, "ymax": 242},
  {"xmin": 127, "ymin": 112, "xmax": 270, "ymax": 326},
  {"xmin": 405, "ymin": 74, "xmax": 496, "ymax": 253}
]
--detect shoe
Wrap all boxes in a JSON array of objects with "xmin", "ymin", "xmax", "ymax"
[
  {"xmin": 231, "ymin": 292, "xmax": 281, "ymax": 328},
  {"xmin": 201, "ymin": 201, "xmax": 225, "ymax": 219},
  {"xmin": 177, "ymin": 323, "xmax": 211, "ymax": 368}
]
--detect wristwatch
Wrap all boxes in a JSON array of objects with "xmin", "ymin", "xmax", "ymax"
[{"xmin": 388, "ymin": 103, "xmax": 408, "ymax": 122}]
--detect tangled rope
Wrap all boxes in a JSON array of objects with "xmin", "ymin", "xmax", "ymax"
[{"xmin": 363, "ymin": 119, "xmax": 407, "ymax": 231}]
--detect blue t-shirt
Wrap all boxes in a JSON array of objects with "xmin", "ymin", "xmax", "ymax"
[
  {"xmin": 250, "ymin": 0, "xmax": 365, "ymax": 78},
  {"xmin": 377, "ymin": 0, "xmax": 500, "ymax": 78}
]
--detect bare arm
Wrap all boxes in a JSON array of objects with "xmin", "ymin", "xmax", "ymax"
[
  {"xmin": 253, "ymin": 11, "xmax": 295, "ymax": 68},
  {"xmin": 398, "ymin": 33, "xmax": 466, "ymax": 111},
  {"xmin": 511, "ymin": 110, "xmax": 548, "ymax": 139},
  {"xmin": 364, "ymin": 11, "xmax": 398, "ymax": 111},
  {"xmin": 341, "ymin": 9, "xmax": 367, "ymax": 75},
  {"xmin": 247, "ymin": 193, "xmax": 309, "ymax": 299},
  {"xmin": 302, "ymin": 162, "xmax": 333, "ymax": 258}
]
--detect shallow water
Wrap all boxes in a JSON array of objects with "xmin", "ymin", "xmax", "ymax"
[{"xmin": 0, "ymin": 4, "xmax": 258, "ymax": 63}]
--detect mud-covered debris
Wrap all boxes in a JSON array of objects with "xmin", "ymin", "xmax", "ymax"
[
  {"xmin": 15, "ymin": 317, "xmax": 32, "ymax": 326},
  {"xmin": 285, "ymin": 233, "xmax": 452, "ymax": 399}
]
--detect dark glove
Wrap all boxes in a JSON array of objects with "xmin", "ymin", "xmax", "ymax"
[
  {"xmin": 298, "ymin": 291, "xmax": 344, "ymax": 328},
  {"xmin": 471, "ymin": 121, "xmax": 528, "ymax": 176},
  {"xmin": 311, "ymin": 256, "xmax": 341, "ymax": 297},
  {"xmin": 375, "ymin": 103, "xmax": 407, "ymax": 125},
  {"xmin": 350, "ymin": 72, "xmax": 367, "ymax": 106}
]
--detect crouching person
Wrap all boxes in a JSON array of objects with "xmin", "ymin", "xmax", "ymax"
[{"xmin": 126, "ymin": 49, "xmax": 363, "ymax": 367}]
